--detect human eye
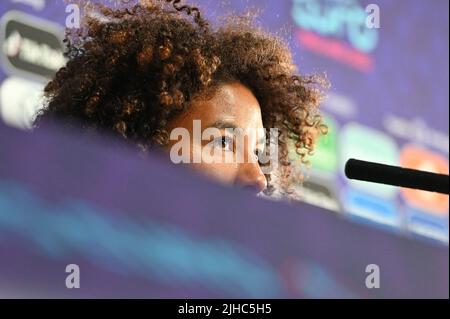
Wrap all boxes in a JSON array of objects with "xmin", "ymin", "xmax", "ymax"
[
  {"xmin": 254, "ymin": 143, "xmax": 268, "ymax": 163},
  {"xmin": 213, "ymin": 135, "xmax": 234, "ymax": 152},
  {"xmin": 255, "ymin": 148, "xmax": 262, "ymax": 159}
]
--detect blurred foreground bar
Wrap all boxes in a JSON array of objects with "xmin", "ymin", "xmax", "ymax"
[{"xmin": 0, "ymin": 122, "xmax": 448, "ymax": 298}]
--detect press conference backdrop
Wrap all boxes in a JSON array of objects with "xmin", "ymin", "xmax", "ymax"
[
  {"xmin": 0, "ymin": 0, "xmax": 448, "ymax": 246},
  {"xmin": 0, "ymin": 0, "xmax": 449, "ymax": 299}
]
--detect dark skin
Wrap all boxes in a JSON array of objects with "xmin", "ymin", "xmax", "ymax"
[{"xmin": 166, "ymin": 82, "xmax": 267, "ymax": 194}]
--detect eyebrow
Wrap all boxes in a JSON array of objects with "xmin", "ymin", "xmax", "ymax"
[{"xmin": 205, "ymin": 120, "xmax": 238, "ymax": 130}]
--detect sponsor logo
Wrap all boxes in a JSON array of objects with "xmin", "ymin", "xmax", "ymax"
[
  {"xmin": 400, "ymin": 145, "xmax": 449, "ymax": 214},
  {"xmin": 340, "ymin": 122, "xmax": 399, "ymax": 198},
  {"xmin": 344, "ymin": 187, "xmax": 400, "ymax": 230},
  {"xmin": 11, "ymin": 0, "xmax": 46, "ymax": 11},
  {"xmin": 0, "ymin": 76, "xmax": 44, "ymax": 129},
  {"xmin": 383, "ymin": 115, "xmax": 449, "ymax": 155},
  {"xmin": 309, "ymin": 115, "xmax": 338, "ymax": 174},
  {"xmin": 406, "ymin": 207, "xmax": 449, "ymax": 244},
  {"xmin": 0, "ymin": 10, "xmax": 65, "ymax": 81},
  {"xmin": 293, "ymin": 177, "xmax": 340, "ymax": 212},
  {"xmin": 291, "ymin": 0, "xmax": 379, "ymax": 72}
]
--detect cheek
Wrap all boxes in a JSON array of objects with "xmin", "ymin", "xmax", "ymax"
[
  {"xmin": 189, "ymin": 143, "xmax": 238, "ymax": 185},
  {"xmin": 192, "ymin": 162, "xmax": 238, "ymax": 185}
]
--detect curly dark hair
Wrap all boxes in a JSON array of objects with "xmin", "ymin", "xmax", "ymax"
[{"xmin": 34, "ymin": 0, "xmax": 328, "ymax": 196}]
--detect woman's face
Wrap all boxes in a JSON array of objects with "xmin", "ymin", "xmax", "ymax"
[{"xmin": 166, "ymin": 82, "xmax": 267, "ymax": 194}]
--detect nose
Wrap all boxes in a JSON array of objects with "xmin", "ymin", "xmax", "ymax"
[{"xmin": 234, "ymin": 162, "xmax": 267, "ymax": 194}]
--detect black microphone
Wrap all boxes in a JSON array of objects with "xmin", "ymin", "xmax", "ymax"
[{"xmin": 345, "ymin": 158, "xmax": 449, "ymax": 195}]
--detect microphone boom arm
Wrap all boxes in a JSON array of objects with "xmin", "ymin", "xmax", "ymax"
[{"xmin": 345, "ymin": 158, "xmax": 449, "ymax": 195}]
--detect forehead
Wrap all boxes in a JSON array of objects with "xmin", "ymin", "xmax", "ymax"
[{"xmin": 176, "ymin": 82, "xmax": 264, "ymax": 129}]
